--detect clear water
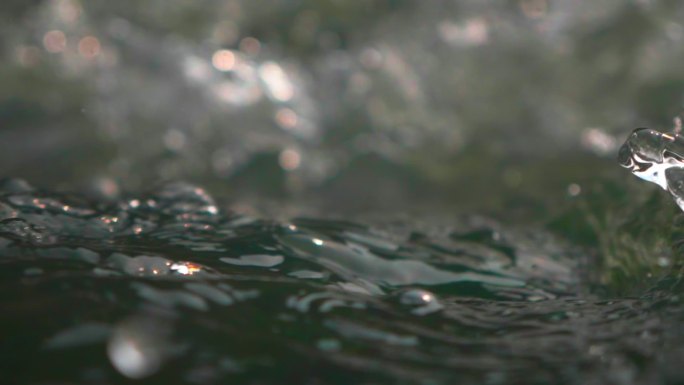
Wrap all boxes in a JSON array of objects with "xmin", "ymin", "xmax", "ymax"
[
  {"xmin": 619, "ymin": 128, "xmax": 684, "ymax": 211},
  {"xmin": 3, "ymin": 2, "xmax": 684, "ymax": 383},
  {"xmin": 1, "ymin": 179, "xmax": 682, "ymax": 384}
]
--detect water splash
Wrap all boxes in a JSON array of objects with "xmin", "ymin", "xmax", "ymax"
[{"xmin": 619, "ymin": 127, "xmax": 684, "ymax": 210}]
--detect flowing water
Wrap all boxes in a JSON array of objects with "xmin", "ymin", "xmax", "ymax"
[
  {"xmin": 4, "ymin": 1, "xmax": 684, "ymax": 384},
  {"xmin": 1, "ymin": 178, "xmax": 682, "ymax": 385}
]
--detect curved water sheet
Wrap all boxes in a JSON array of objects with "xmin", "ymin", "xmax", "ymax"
[{"xmin": 0, "ymin": 179, "xmax": 682, "ymax": 384}]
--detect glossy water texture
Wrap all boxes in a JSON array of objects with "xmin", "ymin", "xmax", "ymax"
[
  {"xmin": 619, "ymin": 128, "xmax": 684, "ymax": 211},
  {"xmin": 0, "ymin": 179, "xmax": 682, "ymax": 384}
]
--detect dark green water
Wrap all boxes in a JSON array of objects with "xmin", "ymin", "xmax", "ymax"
[
  {"xmin": 3, "ymin": 1, "xmax": 684, "ymax": 383},
  {"xmin": 0, "ymin": 179, "xmax": 682, "ymax": 384}
]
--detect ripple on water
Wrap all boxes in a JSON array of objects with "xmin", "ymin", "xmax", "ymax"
[
  {"xmin": 278, "ymin": 232, "xmax": 525, "ymax": 288},
  {"xmin": 219, "ymin": 254, "xmax": 284, "ymax": 268},
  {"xmin": 0, "ymin": 180, "xmax": 676, "ymax": 385}
]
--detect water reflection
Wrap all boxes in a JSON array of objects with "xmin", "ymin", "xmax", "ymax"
[
  {"xmin": 2, "ymin": 1, "xmax": 684, "ymax": 383},
  {"xmin": 0, "ymin": 180, "xmax": 680, "ymax": 383}
]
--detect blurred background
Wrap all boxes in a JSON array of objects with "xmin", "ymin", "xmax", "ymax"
[{"xmin": 1, "ymin": 0, "xmax": 683, "ymax": 218}]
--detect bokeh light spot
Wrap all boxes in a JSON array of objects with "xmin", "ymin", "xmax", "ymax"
[
  {"xmin": 78, "ymin": 36, "xmax": 101, "ymax": 59},
  {"xmin": 279, "ymin": 148, "xmax": 301, "ymax": 171},
  {"xmin": 239, "ymin": 37, "xmax": 261, "ymax": 55},
  {"xmin": 212, "ymin": 49, "xmax": 236, "ymax": 71},
  {"xmin": 275, "ymin": 108, "xmax": 298, "ymax": 130},
  {"xmin": 43, "ymin": 30, "xmax": 67, "ymax": 53}
]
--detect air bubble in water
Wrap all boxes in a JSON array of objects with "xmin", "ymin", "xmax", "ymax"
[{"xmin": 399, "ymin": 289, "xmax": 443, "ymax": 315}]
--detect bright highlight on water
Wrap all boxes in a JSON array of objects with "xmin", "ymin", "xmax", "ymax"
[{"xmin": 619, "ymin": 127, "xmax": 684, "ymax": 210}]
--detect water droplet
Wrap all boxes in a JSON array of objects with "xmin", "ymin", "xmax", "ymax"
[
  {"xmin": 619, "ymin": 127, "xmax": 684, "ymax": 210},
  {"xmin": 399, "ymin": 289, "xmax": 443, "ymax": 315}
]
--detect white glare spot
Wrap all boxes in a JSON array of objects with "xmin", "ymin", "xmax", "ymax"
[
  {"xmin": 259, "ymin": 62, "xmax": 294, "ymax": 102},
  {"xmin": 170, "ymin": 262, "xmax": 202, "ymax": 275},
  {"xmin": 312, "ymin": 238, "xmax": 324, "ymax": 246}
]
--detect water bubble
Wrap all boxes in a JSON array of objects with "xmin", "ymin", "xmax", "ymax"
[
  {"xmin": 399, "ymin": 289, "xmax": 436, "ymax": 306},
  {"xmin": 399, "ymin": 289, "xmax": 443, "ymax": 316}
]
